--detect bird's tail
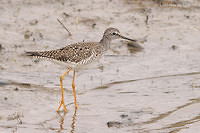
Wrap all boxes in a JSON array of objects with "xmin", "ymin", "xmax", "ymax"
[{"xmin": 25, "ymin": 52, "xmax": 40, "ymax": 56}]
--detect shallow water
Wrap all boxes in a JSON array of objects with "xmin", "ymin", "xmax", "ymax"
[{"xmin": 0, "ymin": 0, "xmax": 200, "ymax": 132}]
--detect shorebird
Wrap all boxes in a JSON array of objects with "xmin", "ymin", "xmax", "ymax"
[{"xmin": 26, "ymin": 27, "xmax": 136, "ymax": 112}]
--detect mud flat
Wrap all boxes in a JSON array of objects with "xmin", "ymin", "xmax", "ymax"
[{"xmin": 0, "ymin": 0, "xmax": 200, "ymax": 132}]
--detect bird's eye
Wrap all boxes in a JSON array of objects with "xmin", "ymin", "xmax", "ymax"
[{"xmin": 112, "ymin": 32, "xmax": 116, "ymax": 35}]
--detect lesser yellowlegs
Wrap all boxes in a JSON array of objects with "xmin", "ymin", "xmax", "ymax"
[{"xmin": 26, "ymin": 27, "xmax": 136, "ymax": 112}]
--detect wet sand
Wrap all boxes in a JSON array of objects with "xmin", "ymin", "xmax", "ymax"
[{"xmin": 0, "ymin": 0, "xmax": 200, "ymax": 132}]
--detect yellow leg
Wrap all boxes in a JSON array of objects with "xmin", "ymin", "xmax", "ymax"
[
  {"xmin": 72, "ymin": 71, "xmax": 78, "ymax": 108},
  {"xmin": 57, "ymin": 68, "xmax": 72, "ymax": 112}
]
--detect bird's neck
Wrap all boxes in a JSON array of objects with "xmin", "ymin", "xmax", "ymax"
[{"xmin": 99, "ymin": 35, "xmax": 111, "ymax": 51}]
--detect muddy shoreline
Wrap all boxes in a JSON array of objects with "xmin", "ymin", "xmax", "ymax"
[{"xmin": 1, "ymin": 0, "xmax": 200, "ymax": 132}]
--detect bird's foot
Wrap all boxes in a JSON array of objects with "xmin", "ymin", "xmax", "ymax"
[{"xmin": 57, "ymin": 99, "xmax": 68, "ymax": 112}]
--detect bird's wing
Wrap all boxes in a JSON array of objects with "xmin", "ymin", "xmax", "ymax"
[{"xmin": 26, "ymin": 42, "xmax": 99, "ymax": 64}]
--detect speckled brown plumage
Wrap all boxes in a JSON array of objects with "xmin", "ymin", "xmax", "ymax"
[{"xmin": 26, "ymin": 42, "xmax": 105, "ymax": 66}]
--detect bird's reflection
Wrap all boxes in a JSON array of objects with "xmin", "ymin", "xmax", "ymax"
[
  {"xmin": 57, "ymin": 108, "xmax": 77, "ymax": 133},
  {"xmin": 57, "ymin": 111, "xmax": 67, "ymax": 133},
  {"xmin": 71, "ymin": 108, "xmax": 77, "ymax": 133}
]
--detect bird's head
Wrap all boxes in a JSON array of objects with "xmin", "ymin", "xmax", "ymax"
[{"xmin": 103, "ymin": 27, "xmax": 136, "ymax": 42}]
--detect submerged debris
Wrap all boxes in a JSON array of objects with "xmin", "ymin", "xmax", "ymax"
[
  {"xmin": 24, "ymin": 30, "xmax": 33, "ymax": 39},
  {"xmin": 120, "ymin": 114, "xmax": 128, "ymax": 119},
  {"xmin": 29, "ymin": 19, "xmax": 38, "ymax": 26},
  {"xmin": 92, "ymin": 23, "xmax": 96, "ymax": 29},
  {"xmin": 171, "ymin": 45, "xmax": 178, "ymax": 51},
  {"xmin": 63, "ymin": 12, "xmax": 70, "ymax": 18},
  {"xmin": 57, "ymin": 18, "xmax": 72, "ymax": 36},
  {"xmin": 14, "ymin": 87, "xmax": 19, "ymax": 91},
  {"xmin": 0, "ymin": 44, "xmax": 3, "ymax": 50},
  {"xmin": 107, "ymin": 121, "xmax": 123, "ymax": 128}
]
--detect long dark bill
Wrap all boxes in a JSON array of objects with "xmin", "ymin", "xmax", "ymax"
[{"xmin": 120, "ymin": 35, "xmax": 136, "ymax": 42}]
